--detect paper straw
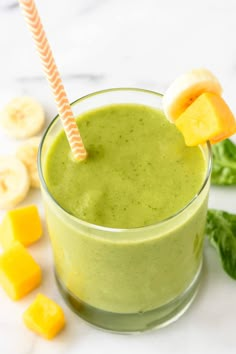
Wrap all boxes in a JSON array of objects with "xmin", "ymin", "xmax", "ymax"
[{"xmin": 18, "ymin": 0, "xmax": 87, "ymax": 161}]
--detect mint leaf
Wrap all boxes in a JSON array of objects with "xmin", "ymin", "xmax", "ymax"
[
  {"xmin": 206, "ymin": 209, "xmax": 236, "ymax": 279},
  {"xmin": 211, "ymin": 139, "xmax": 236, "ymax": 185}
]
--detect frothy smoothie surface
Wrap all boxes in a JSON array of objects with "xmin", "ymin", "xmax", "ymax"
[{"xmin": 44, "ymin": 104, "xmax": 206, "ymax": 228}]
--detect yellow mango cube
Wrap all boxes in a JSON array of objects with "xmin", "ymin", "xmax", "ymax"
[
  {"xmin": 23, "ymin": 294, "xmax": 65, "ymax": 339},
  {"xmin": 0, "ymin": 205, "xmax": 42, "ymax": 249},
  {"xmin": 0, "ymin": 243, "xmax": 41, "ymax": 300},
  {"xmin": 175, "ymin": 92, "xmax": 236, "ymax": 146},
  {"xmin": 210, "ymin": 122, "xmax": 236, "ymax": 144}
]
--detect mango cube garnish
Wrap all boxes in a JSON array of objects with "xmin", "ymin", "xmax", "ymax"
[
  {"xmin": 0, "ymin": 242, "xmax": 41, "ymax": 300},
  {"xmin": 0, "ymin": 205, "xmax": 42, "ymax": 249},
  {"xmin": 175, "ymin": 92, "xmax": 236, "ymax": 146},
  {"xmin": 23, "ymin": 293, "xmax": 65, "ymax": 339}
]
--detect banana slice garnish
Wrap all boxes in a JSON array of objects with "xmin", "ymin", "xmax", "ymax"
[
  {"xmin": 163, "ymin": 68, "xmax": 222, "ymax": 122},
  {"xmin": 0, "ymin": 97, "xmax": 45, "ymax": 139},
  {"xmin": 16, "ymin": 137, "xmax": 41, "ymax": 189},
  {"xmin": 0, "ymin": 156, "xmax": 30, "ymax": 209}
]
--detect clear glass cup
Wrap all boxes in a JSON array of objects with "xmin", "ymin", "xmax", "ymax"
[{"xmin": 38, "ymin": 88, "xmax": 212, "ymax": 333}]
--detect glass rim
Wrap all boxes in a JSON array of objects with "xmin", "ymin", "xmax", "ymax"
[{"xmin": 38, "ymin": 87, "xmax": 212, "ymax": 234}]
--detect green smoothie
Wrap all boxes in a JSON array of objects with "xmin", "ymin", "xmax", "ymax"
[
  {"xmin": 45, "ymin": 104, "xmax": 206, "ymax": 228},
  {"xmin": 42, "ymin": 101, "xmax": 209, "ymax": 318}
]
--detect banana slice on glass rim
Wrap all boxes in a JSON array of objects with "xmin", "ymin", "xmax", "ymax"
[
  {"xmin": 0, "ymin": 156, "xmax": 30, "ymax": 209},
  {"xmin": 0, "ymin": 96, "xmax": 45, "ymax": 139},
  {"xmin": 16, "ymin": 137, "xmax": 41, "ymax": 188},
  {"xmin": 163, "ymin": 68, "xmax": 223, "ymax": 122}
]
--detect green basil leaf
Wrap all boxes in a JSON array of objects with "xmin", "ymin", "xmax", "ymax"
[
  {"xmin": 211, "ymin": 139, "xmax": 236, "ymax": 185},
  {"xmin": 206, "ymin": 209, "xmax": 236, "ymax": 279}
]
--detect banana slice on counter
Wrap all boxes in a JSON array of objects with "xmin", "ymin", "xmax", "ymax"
[
  {"xmin": 0, "ymin": 97, "xmax": 45, "ymax": 139},
  {"xmin": 0, "ymin": 156, "xmax": 30, "ymax": 209},
  {"xmin": 163, "ymin": 68, "xmax": 223, "ymax": 122},
  {"xmin": 16, "ymin": 137, "xmax": 41, "ymax": 188}
]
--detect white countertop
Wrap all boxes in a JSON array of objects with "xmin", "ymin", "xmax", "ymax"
[{"xmin": 1, "ymin": 0, "xmax": 236, "ymax": 353}]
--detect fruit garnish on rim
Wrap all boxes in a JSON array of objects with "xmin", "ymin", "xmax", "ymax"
[{"xmin": 163, "ymin": 68, "xmax": 236, "ymax": 146}]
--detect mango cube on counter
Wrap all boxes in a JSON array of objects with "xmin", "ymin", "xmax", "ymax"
[
  {"xmin": 0, "ymin": 242, "xmax": 41, "ymax": 300},
  {"xmin": 175, "ymin": 92, "xmax": 236, "ymax": 146},
  {"xmin": 0, "ymin": 205, "xmax": 42, "ymax": 249},
  {"xmin": 23, "ymin": 294, "xmax": 65, "ymax": 339}
]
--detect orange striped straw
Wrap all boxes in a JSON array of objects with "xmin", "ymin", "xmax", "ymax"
[{"xmin": 18, "ymin": 0, "xmax": 87, "ymax": 161}]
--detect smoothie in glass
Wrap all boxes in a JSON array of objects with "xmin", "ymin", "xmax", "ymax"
[{"xmin": 39, "ymin": 89, "xmax": 211, "ymax": 332}]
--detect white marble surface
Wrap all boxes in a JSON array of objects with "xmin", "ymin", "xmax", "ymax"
[{"xmin": 0, "ymin": 0, "xmax": 236, "ymax": 353}]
